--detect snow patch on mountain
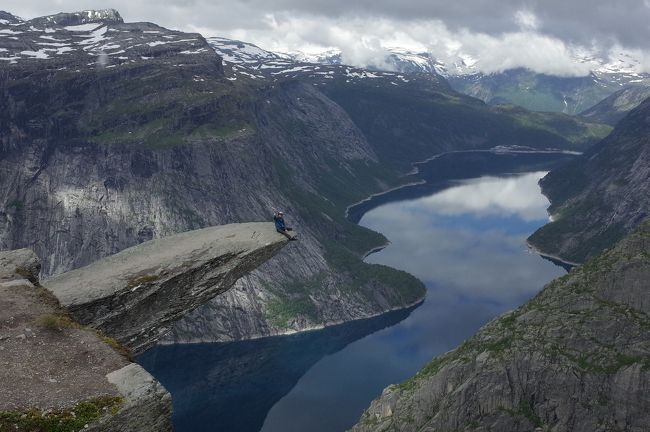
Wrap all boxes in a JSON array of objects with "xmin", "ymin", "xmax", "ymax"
[{"xmin": 0, "ymin": 10, "xmax": 215, "ymax": 68}]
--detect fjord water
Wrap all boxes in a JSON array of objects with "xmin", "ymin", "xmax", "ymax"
[{"xmin": 139, "ymin": 169, "xmax": 566, "ymax": 432}]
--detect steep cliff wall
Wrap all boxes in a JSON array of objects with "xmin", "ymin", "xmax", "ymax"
[
  {"xmin": 0, "ymin": 12, "xmax": 426, "ymax": 343},
  {"xmin": 528, "ymin": 97, "xmax": 650, "ymax": 263}
]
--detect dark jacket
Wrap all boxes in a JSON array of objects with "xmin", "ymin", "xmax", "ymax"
[{"xmin": 274, "ymin": 215, "xmax": 286, "ymax": 231}]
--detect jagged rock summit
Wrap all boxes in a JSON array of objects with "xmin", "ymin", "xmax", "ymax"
[
  {"xmin": 45, "ymin": 222, "xmax": 290, "ymax": 354},
  {"xmin": 0, "ymin": 8, "xmax": 217, "ymax": 70},
  {"xmin": 28, "ymin": 9, "xmax": 124, "ymax": 27}
]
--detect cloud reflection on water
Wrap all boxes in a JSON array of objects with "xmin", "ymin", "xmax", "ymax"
[
  {"xmin": 415, "ymin": 172, "xmax": 550, "ymax": 221},
  {"xmin": 361, "ymin": 172, "xmax": 560, "ymax": 304}
]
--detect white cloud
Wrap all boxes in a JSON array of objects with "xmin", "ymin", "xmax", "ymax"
[
  {"xmin": 4, "ymin": 0, "xmax": 650, "ymax": 76},
  {"xmin": 203, "ymin": 12, "xmax": 604, "ymax": 76},
  {"xmin": 209, "ymin": 13, "xmax": 600, "ymax": 76},
  {"xmin": 452, "ymin": 30, "xmax": 595, "ymax": 76},
  {"xmin": 514, "ymin": 10, "xmax": 539, "ymax": 31}
]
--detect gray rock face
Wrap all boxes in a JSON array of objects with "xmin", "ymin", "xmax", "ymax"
[
  {"xmin": 352, "ymin": 221, "xmax": 650, "ymax": 432},
  {"xmin": 0, "ymin": 248, "xmax": 40, "ymax": 283},
  {"xmin": 0, "ymin": 8, "xmax": 426, "ymax": 345},
  {"xmin": 92, "ymin": 364, "xmax": 172, "ymax": 432},
  {"xmin": 45, "ymin": 222, "xmax": 289, "ymax": 354}
]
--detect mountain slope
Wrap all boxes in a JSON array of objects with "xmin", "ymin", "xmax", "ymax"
[
  {"xmin": 353, "ymin": 220, "xmax": 650, "ymax": 432},
  {"xmin": 447, "ymin": 66, "xmax": 650, "ymax": 114},
  {"xmin": 318, "ymin": 80, "xmax": 609, "ymax": 171},
  {"xmin": 580, "ymin": 86, "xmax": 650, "ymax": 126},
  {"xmin": 528, "ymin": 97, "xmax": 650, "ymax": 263}
]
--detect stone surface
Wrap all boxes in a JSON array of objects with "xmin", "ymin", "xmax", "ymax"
[
  {"xmin": 352, "ymin": 221, "xmax": 650, "ymax": 432},
  {"xmin": 45, "ymin": 222, "xmax": 289, "ymax": 354},
  {"xmin": 0, "ymin": 248, "xmax": 40, "ymax": 283},
  {"xmin": 0, "ymin": 249, "xmax": 172, "ymax": 432},
  {"xmin": 0, "ymin": 277, "xmax": 127, "ymax": 411},
  {"xmin": 90, "ymin": 364, "xmax": 172, "ymax": 432}
]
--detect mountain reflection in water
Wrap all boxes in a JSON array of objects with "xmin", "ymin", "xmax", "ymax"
[{"xmin": 138, "ymin": 306, "xmax": 416, "ymax": 432}]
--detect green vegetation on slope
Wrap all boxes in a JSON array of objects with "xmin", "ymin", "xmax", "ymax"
[
  {"xmin": 266, "ymin": 156, "xmax": 425, "ymax": 327},
  {"xmin": 320, "ymin": 78, "xmax": 609, "ymax": 171}
]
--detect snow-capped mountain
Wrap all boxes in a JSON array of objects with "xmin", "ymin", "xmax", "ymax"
[
  {"xmin": 289, "ymin": 46, "xmax": 448, "ymax": 76},
  {"xmin": 207, "ymin": 36, "xmax": 649, "ymax": 115},
  {"xmin": 207, "ymin": 37, "xmax": 436, "ymax": 86},
  {"xmin": 0, "ymin": 9, "xmax": 213, "ymax": 69}
]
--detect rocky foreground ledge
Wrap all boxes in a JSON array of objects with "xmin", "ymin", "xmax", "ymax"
[
  {"xmin": 1, "ymin": 223, "xmax": 288, "ymax": 430},
  {"xmin": 45, "ymin": 222, "xmax": 289, "ymax": 354},
  {"xmin": 353, "ymin": 220, "xmax": 650, "ymax": 432},
  {"xmin": 0, "ymin": 249, "xmax": 171, "ymax": 431}
]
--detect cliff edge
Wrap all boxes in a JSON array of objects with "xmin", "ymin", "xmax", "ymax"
[
  {"xmin": 528, "ymin": 97, "xmax": 650, "ymax": 264},
  {"xmin": 45, "ymin": 222, "xmax": 289, "ymax": 354}
]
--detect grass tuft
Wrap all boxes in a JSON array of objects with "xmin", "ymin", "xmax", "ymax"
[
  {"xmin": 37, "ymin": 314, "xmax": 79, "ymax": 331},
  {"xmin": 0, "ymin": 396, "xmax": 123, "ymax": 432}
]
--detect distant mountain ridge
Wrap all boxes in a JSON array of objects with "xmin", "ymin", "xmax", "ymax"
[
  {"xmin": 580, "ymin": 86, "xmax": 650, "ymax": 125},
  {"xmin": 207, "ymin": 37, "xmax": 650, "ymax": 114},
  {"xmin": 0, "ymin": 8, "xmax": 214, "ymax": 69},
  {"xmin": 207, "ymin": 36, "xmax": 439, "ymax": 85}
]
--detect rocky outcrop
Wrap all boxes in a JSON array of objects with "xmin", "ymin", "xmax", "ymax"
[
  {"xmin": 45, "ymin": 222, "xmax": 289, "ymax": 354},
  {"xmin": 352, "ymin": 221, "xmax": 650, "ymax": 432},
  {"xmin": 528, "ymin": 97, "xmax": 650, "ymax": 263},
  {"xmin": 0, "ymin": 8, "xmax": 426, "ymax": 344},
  {"xmin": 0, "ymin": 249, "xmax": 172, "ymax": 431},
  {"xmin": 29, "ymin": 9, "xmax": 124, "ymax": 27},
  {"xmin": 89, "ymin": 364, "xmax": 172, "ymax": 432}
]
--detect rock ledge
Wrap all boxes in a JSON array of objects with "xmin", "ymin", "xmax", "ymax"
[{"xmin": 45, "ymin": 222, "xmax": 289, "ymax": 354}]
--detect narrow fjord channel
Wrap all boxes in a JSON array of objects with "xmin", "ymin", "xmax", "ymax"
[{"xmin": 139, "ymin": 152, "xmax": 572, "ymax": 432}]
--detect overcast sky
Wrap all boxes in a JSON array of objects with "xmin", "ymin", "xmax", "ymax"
[{"xmin": 4, "ymin": 0, "xmax": 650, "ymax": 75}]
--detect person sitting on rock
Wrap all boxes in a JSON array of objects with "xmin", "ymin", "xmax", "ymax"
[{"xmin": 273, "ymin": 210, "xmax": 296, "ymax": 240}]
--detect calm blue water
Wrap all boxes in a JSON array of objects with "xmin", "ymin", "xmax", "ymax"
[{"xmin": 139, "ymin": 169, "xmax": 566, "ymax": 432}]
